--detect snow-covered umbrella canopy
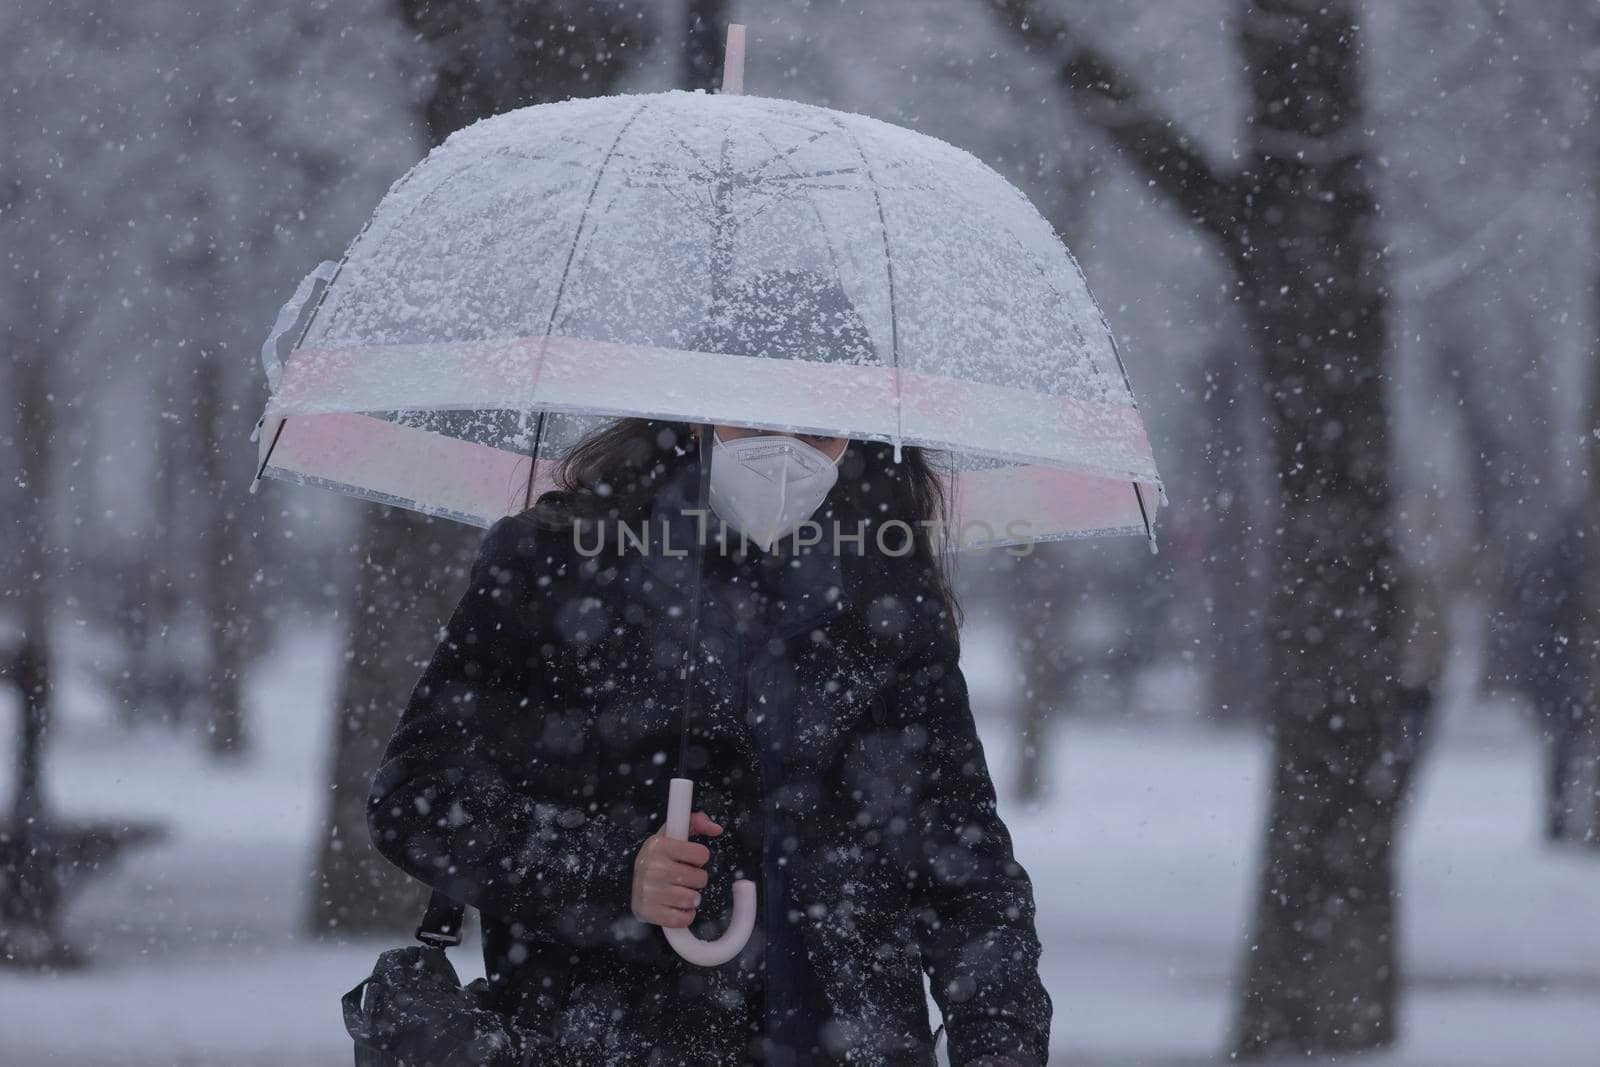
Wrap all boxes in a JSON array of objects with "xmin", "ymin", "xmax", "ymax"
[{"xmin": 254, "ymin": 88, "xmax": 1166, "ymax": 551}]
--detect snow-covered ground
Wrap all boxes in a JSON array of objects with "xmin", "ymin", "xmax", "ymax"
[{"xmin": 1, "ymin": 621, "xmax": 1595, "ymax": 1066}]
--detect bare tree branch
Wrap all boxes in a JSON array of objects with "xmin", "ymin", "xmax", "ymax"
[{"xmin": 984, "ymin": 0, "xmax": 1238, "ymax": 245}]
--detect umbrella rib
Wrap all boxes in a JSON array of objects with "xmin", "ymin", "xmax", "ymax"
[
  {"xmin": 252, "ymin": 149, "xmax": 462, "ymax": 493},
  {"xmin": 828, "ymin": 114, "xmax": 903, "ymax": 457},
  {"xmin": 722, "ymin": 183, "xmax": 830, "ymax": 226},
  {"xmin": 617, "ymin": 174, "xmax": 703, "ymax": 214},
  {"xmin": 742, "ymin": 127, "xmax": 830, "ymax": 183},
  {"xmin": 1133, "ymin": 481, "xmax": 1154, "ymax": 550},
  {"xmin": 1065, "ymin": 248, "xmax": 1145, "ymax": 414},
  {"xmin": 755, "ymin": 129, "xmax": 848, "ymax": 291},
  {"xmin": 749, "ymin": 166, "xmax": 859, "ymax": 184},
  {"xmin": 664, "ymin": 133, "xmax": 717, "ymax": 180},
  {"xmin": 541, "ymin": 99, "xmax": 655, "ymax": 338},
  {"xmin": 515, "ymin": 103, "xmax": 651, "ymax": 518},
  {"xmin": 521, "ymin": 409, "xmax": 547, "ymax": 513}
]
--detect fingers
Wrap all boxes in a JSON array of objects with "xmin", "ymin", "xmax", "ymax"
[
  {"xmin": 636, "ymin": 877, "xmax": 705, "ymax": 928},
  {"xmin": 689, "ymin": 810, "xmax": 724, "ymax": 837},
  {"xmin": 657, "ymin": 837, "xmax": 712, "ymax": 867},
  {"xmin": 630, "ymin": 810, "xmax": 727, "ymax": 929},
  {"xmin": 649, "ymin": 883, "xmax": 704, "ymax": 914},
  {"xmin": 667, "ymin": 859, "xmax": 710, "ymax": 891},
  {"xmin": 653, "ymin": 882, "xmax": 701, "ymax": 928},
  {"xmin": 643, "ymin": 845, "xmax": 710, "ymax": 888},
  {"xmin": 636, "ymin": 832, "xmax": 711, "ymax": 872},
  {"xmin": 637, "ymin": 903, "xmax": 696, "ymax": 928},
  {"xmin": 651, "ymin": 904, "xmax": 697, "ymax": 929}
]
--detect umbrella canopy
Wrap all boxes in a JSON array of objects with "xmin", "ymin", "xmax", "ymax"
[{"xmin": 253, "ymin": 88, "xmax": 1166, "ymax": 551}]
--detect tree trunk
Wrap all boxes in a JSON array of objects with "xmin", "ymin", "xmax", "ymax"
[
  {"xmin": 1576, "ymin": 99, "xmax": 1600, "ymax": 847},
  {"xmin": 1199, "ymin": 346, "xmax": 1270, "ymax": 724},
  {"xmin": 128, "ymin": 406, "xmax": 194, "ymax": 730},
  {"xmin": 304, "ymin": 0, "xmax": 663, "ymax": 938},
  {"xmin": 1, "ymin": 350, "xmax": 66, "ymax": 964},
  {"xmin": 683, "ymin": 0, "xmax": 731, "ymax": 92},
  {"xmin": 8, "ymin": 352, "xmax": 56, "ymax": 823},
  {"xmin": 1227, "ymin": 4, "xmax": 1427, "ymax": 1053},
  {"xmin": 982, "ymin": 0, "xmax": 1431, "ymax": 1054},
  {"xmin": 195, "ymin": 347, "xmax": 250, "ymax": 757},
  {"xmin": 306, "ymin": 508, "xmax": 478, "ymax": 936},
  {"xmin": 1004, "ymin": 548, "xmax": 1072, "ymax": 803}
]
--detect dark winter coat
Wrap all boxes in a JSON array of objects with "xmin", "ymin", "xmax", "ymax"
[{"xmin": 367, "ymin": 456, "xmax": 1052, "ymax": 1066}]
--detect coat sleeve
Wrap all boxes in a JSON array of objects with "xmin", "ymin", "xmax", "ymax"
[
  {"xmin": 366, "ymin": 515, "xmax": 654, "ymax": 948},
  {"xmin": 900, "ymin": 618, "xmax": 1053, "ymax": 1067}
]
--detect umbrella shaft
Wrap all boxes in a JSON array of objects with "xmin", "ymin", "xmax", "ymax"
[{"xmin": 677, "ymin": 423, "xmax": 714, "ymax": 779}]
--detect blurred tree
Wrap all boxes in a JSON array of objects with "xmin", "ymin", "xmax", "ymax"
[
  {"xmin": 1, "ymin": 0, "xmax": 90, "ymax": 966},
  {"xmin": 999, "ymin": 208, "xmax": 1090, "ymax": 799},
  {"xmin": 685, "ymin": 0, "xmax": 732, "ymax": 91},
  {"xmin": 398, "ymin": 0, "xmax": 659, "ymax": 144},
  {"xmin": 3, "ymin": 0, "xmax": 421, "ymax": 754},
  {"xmin": 1469, "ymin": 2, "xmax": 1600, "ymax": 849},
  {"xmin": 985, "ymin": 0, "xmax": 1431, "ymax": 1056},
  {"xmin": 305, "ymin": 0, "xmax": 663, "ymax": 938},
  {"xmin": 1559, "ymin": 27, "xmax": 1600, "ymax": 845},
  {"xmin": 971, "ymin": 545, "xmax": 1076, "ymax": 803},
  {"xmin": 1195, "ymin": 341, "xmax": 1272, "ymax": 725},
  {"xmin": 5, "ymin": 353, "xmax": 61, "ymax": 821},
  {"xmin": 173, "ymin": 64, "xmax": 251, "ymax": 757},
  {"xmin": 1377, "ymin": 1, "xmax": 1597, "ymax": 845},
  {"xmin": 1508, "ymin": 505, "xmax": 1594, "ymax": 842},
  {"xmin": 1, "ymin": 0, "xmax": 93, "ymax": 846}
]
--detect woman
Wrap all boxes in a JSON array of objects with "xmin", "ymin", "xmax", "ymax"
[{"xmin": 367, "ymin": 416, "xmax": 1052, "ymax": 1066}]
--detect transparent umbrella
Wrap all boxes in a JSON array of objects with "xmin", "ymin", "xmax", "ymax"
[
  {"xmin": 251, "ymin": 84, "xmax": 1166, "ymax": 967},
  {"xmin": 252, "ymin": 88, "xmax": 1165, "ymax": 551}
]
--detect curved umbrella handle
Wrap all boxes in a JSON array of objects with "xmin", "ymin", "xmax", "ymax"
[{"xmin": 662, "ymin": 777, "xmax": 757, "ymax": 967}]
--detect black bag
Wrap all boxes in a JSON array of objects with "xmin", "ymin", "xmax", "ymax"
[{"xmin": 343, "ymin": 891, "xmax": 539, "ymax": 1067}]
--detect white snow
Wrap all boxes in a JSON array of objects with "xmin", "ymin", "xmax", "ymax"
[
  {"xmin": 0, "ymin": 623, "xmax": 1595, "ymax": 1065},
  {"xmin": 259, "ymin": 88, "xmax": 1165, "ymax": 546}
]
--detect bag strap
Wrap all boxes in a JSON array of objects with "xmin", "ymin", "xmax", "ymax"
[
  {"xmin": 415, "ymin": 889, "xmax": 466, "ymax": 948},
  {"xmin": 341, "ymin": 978, "xmax": 374, "ymax": 1040}
]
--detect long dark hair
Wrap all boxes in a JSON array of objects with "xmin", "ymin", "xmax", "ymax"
[{"xmin": 525, "ymin": 417, "xmax": 963, "ymax": 628}]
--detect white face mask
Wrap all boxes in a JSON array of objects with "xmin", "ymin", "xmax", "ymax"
[{"xmin": 706, "ymin": 428, "xmax": 844, "ymax": 553}]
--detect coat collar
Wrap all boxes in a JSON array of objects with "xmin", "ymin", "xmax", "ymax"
[{"xmin": 632, "ymin": 453, "xmax": 888, "ymax": 643}]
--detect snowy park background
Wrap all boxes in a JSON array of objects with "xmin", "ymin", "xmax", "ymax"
[
  {"xmin": 5, "ymin": 1, "xmax": 1599, "ymax": 1065},
  {"xmin": 3, "ymin": 623, "xmax": 1596, "ymax": 1065}
]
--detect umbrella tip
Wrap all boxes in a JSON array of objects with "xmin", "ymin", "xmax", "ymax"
[
  {"xmin": 722, "ymin": 24, "xmax": 747, "ymax": 96},
  {"xmin": 892, "ymin": 439, "xmax": 902, "ymax": 463},
  {"xmin": 248, "ymin": 477, "xmax": 261, "ymax": 495}
]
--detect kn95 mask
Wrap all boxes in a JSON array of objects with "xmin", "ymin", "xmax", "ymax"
[{"xmin": 706, "ymin": 428, "xmax": 843, "ymax": 552}]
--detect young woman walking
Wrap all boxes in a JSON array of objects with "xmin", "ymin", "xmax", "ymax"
[{"xmin": 368, "ymin": 416, "xmax": 1051, "ymax": 1066}]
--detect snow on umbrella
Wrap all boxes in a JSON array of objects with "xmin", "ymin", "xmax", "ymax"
[
  {"xmin": 252, "ymin": 88, "xmax": 1165, "ymax": 554},
  {"xmin": 250, "ymin": 85, "xmax": 1166, "ymax": 968}
]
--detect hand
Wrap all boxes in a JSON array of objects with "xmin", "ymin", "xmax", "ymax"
[{"xmin": 629, "ymin": 810, "xmax": 723, "ymax": 928}]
